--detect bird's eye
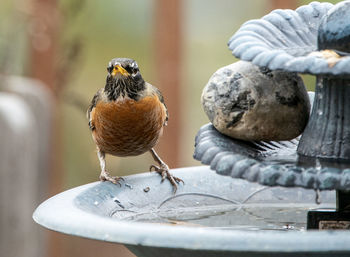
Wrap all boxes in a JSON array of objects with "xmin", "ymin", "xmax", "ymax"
[
  {"xmin": 123, "ymin": 65, "xmax": 131, "ymax": 73},
  {"xmin": 125, "ymin": 65, "xmax": 138, "ymax": 75},
  {"xmin": 132, "ymin": 67, "xmax": 139, "ymax": 75}
]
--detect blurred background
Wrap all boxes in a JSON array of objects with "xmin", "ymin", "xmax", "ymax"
[{"xmin": 0, "ymin": 0, "xmax": 340, "ymax": 256}]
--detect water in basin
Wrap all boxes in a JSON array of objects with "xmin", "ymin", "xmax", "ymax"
[
  {"xmin": 74, "ymin": 167, "xmax": 336, "ymax": 233},
  {"xmin": 110, "ymin": 193, "xmax": 334, "ymax": 231}
]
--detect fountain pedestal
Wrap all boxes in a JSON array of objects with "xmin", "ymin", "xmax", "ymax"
[{"xmin": 298, "ymin": 77, "xmax": 350, "ymax": 160}]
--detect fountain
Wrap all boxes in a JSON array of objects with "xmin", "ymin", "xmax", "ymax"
[
  {"xmin": 33, "ymin": 1, "xmax": 350, "ymax": 256},
  {"xmin": 195, "ymin": 0, "xmax": 350, "ymax": 229}
]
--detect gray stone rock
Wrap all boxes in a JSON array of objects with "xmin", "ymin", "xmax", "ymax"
[{"xmin": 201, "ymin": 61, "xmax": 310, "ymax": 141}]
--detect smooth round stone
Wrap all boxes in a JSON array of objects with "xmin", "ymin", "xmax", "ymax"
[{"xmin": 201, "ymin": 61, "xmax": 310, "ymax": 141}]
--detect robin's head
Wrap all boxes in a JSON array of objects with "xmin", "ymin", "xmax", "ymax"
[{"xmin": 105, "ymin": 58, "xmax": 145, "ymax": 100}]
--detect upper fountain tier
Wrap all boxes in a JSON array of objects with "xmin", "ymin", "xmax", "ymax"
[{"xmin": 228, "ymin": 1, "xmax": 350, "ymax": 76}]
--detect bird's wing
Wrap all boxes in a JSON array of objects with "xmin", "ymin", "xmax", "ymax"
[
  {"xmin": 87, "ymin": 88, "xmax": 103, "ymax": 130},
  {"xmin": 146, "ymin": 82, "xmax": 169, "ymax": 126}
]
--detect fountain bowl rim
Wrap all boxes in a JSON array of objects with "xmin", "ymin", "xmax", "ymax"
[
  {"xmin": 33, "ymin": 166, "xmax": 350, "ymax": 254},
  {"xmin": 228, "ymin": 1, "xmax": 350, "ymax": 76}
]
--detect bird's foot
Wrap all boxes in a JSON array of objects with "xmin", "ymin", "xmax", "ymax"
[
  {"xmin": 99, "ymin": 170, "xmax": 124, "ymax": 186},
  {"xmin": 150, "ymin": 164, "xmax": 184, "ymax": 193}
]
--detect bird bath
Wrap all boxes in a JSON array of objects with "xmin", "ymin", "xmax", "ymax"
[
  {"xmin": 33, "ymin": 1, "xmax": 350, "ymax": 256},
  {"xmin": 34, "ymin": 166, "xmax": 350, "ymax": 257}
]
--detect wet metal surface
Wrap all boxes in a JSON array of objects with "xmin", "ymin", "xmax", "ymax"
[{"xmin": 33, "ymin": 166, "xmax": 350, "ymax": 256}]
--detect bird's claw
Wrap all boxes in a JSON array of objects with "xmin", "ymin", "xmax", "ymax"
[
  {"xmin": 99, "ymin": 170, "xmax": 124, "ymax": 187},
  {"xmin": 149, "ymin": 164, "xmax": 184, "ymax": 193},
  {"xmin": 149, "ymin": 164, "xmax": 159, "ymax": 172}
]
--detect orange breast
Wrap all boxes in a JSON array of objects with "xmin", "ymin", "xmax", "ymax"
[{"xmin": 91, "ymin": 95, "xmax": 167, "ymax": 156}]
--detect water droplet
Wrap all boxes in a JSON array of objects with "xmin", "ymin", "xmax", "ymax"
[
  {"xmin": 283, "ymin": 224, "xmax": 294, "ymax": 230},
  {"xmin": 113, "ymin": 197, "xmax": 125, "ymax": 209},
  {"xmin": 315, "ymin": 189, "xmax": 321, "ymax": 204},
  {"xmin": 317, "ymin": 78, "xmax": 324, "ymax": 88},
  {"xmin": 314, "ymin": 159, "xmax": 322, "ymax": 204},
  {"xmin": 195, "ymin": 201, "xmax": 200, "ymax": 205},
  {"xmin": 317, "ymin": 110, "xmax": 323, "ymax": 116},
  {"xmin": 315, "ymin": 158, "xmax": 322, "ymax": 171},
  {"xmin": 94, "ymin": 201, "xmax": 99, "ymax": 205},
  {"xmin": 318, "ymin": 94, "xmax": 323, "ymax": 100},
  {"xmin": 125, "ymin": 183, "xmax": 133, "ymax": 189}
]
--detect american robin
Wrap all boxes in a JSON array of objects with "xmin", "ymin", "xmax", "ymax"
[{"xmin": 87, "ymin": 58, "xmax": 183, "ymax": 192}]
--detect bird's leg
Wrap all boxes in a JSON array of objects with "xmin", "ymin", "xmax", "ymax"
[
  {"xmin": 149, "ymin": 148, "xmax": 184, "ymax": 193},
  {"xmin": 97, "ymin": 149, "xmax": 123, "ymax": 186}
]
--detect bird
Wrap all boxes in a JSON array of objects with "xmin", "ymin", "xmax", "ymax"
[{"xmin": 87, "ymin": 57, "xmax": 183, "ymax": 192}]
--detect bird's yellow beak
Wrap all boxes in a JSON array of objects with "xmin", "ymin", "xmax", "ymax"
[{"xmin": 111, "ymin": 64, "xmax": 129, "ymax": 77}]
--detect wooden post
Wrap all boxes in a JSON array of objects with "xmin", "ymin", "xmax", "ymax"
[
  {"xmin": 0, "ymin": 93, "xmax": 40, "ymax": 257},
  {"xmin": 27, "ymin": 0, "xmax": 63, "ymax": 256},
  {"xmin": 154, "ymin": 0, "xmax": 183, "ymax": 168},
  {"xmin": 0, "ymin": 76, "xmax": 52, "ymax": 257}
]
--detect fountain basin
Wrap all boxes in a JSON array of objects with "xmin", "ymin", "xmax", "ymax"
[{"xmin": 33, "ymin": 166, "xmax": 350, "ymax": 257}]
